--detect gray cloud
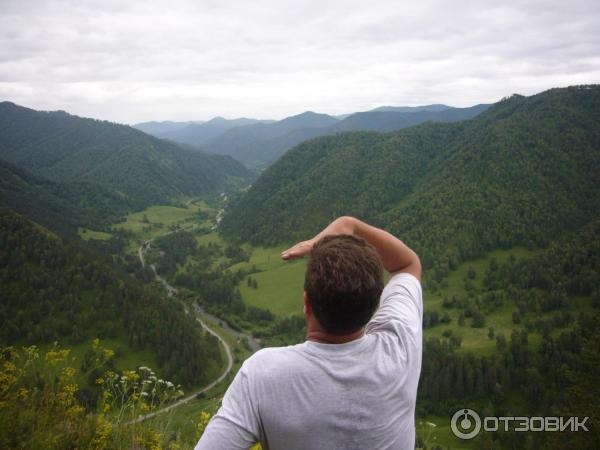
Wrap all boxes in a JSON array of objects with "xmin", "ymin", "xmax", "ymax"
[{"xmin": 0, "ymin": 0, "xmax": 599, "ymax": 123}]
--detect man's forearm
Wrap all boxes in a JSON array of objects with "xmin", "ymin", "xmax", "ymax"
[
  {"xmin": 343, "ymin": 217, "xmax": 421, "ymax": 279},
  {"xmin": 282, "ymin": 216, "xmax": 421, "ymax": 280}
]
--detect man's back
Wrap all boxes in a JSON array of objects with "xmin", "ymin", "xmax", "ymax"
[{"xmin": 196, "ymin": 273, "xmax": 423, "ymax": 450}]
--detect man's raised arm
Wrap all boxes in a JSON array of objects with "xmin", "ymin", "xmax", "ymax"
[{"xmin": 281, "ymin": 216, "xmax": 421, "ymax": 280}]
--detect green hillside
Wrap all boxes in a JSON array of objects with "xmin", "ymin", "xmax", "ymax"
[
  {"xmin": 0, "ymin": 158, "xmax": 131, "ymax": 235},
  {"xmin": 0, "ymin": 210, "xmax": 222, "ymax": 388},
  {"xmin": 221, "ymin": 86, "xmax": 600, "ymax": 284},
  {"xmin": 0, "ymin": 102, "xmax": 251, "ymax": 209}
]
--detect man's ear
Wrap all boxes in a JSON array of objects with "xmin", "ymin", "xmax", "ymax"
[{"xmin": 303, "ymin": 291, "xmax": 312, "ymax": 315}]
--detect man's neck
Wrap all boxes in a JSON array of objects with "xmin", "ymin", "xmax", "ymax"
[{"xmin": 306, "ymin": 327, "xmax": 365, "ymax": 344}]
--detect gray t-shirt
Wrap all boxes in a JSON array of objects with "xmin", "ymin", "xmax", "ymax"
[{"xmin": 195, "ymin": 273, "xmax": 423, "ymax": 450}]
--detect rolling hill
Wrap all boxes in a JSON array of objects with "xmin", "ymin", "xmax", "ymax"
[
  {"xmin": 0, "ymin": 102, "xmax": 251, "ymax": 208},
  {"xmin": 221, "ymin": 86, "xmax": 600, "ymax": 282}
]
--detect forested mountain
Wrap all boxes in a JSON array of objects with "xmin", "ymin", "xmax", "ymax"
[
  {"xmin": 0, "ymin": 210, "xmax": 222, "ymax": 386},
  {"xmin": 0, "ymin": 102, "xmax": 251, "ymax": 209},
  {"xmin": 0, "ymin": 158, "xmax": 130, "ymax": 235},
  {"xmin": 133, "ymin": 120, "xmax": 202, "ymax": 137},
  {"xmin": 221, "ymin": 86, "xmax": 600, "ymax": 282},
  {"xmin": 155, "ymin": 116, "xmax": 273, "ymax": 146},
  {"xmin": 331, "ymin": 104, "xmax": 489, "ymax": 132},
  {"xmin": 204, "ymin": 105, "xmax": 488, "ymax": 170}
]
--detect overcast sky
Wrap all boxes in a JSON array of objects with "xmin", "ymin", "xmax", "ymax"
[{"xmin": 1, "ymin": 0, "xmax": 599, "ymax": 124}]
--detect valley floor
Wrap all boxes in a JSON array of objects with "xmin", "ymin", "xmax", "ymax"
[{"xmin": 81, "ymin": 197, "xmax": 597, "ymax": 449}]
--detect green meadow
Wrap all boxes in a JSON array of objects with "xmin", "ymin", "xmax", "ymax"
[
  {"xmin": 112, "ymin": 200, "xmax": 217, "ymax": 250},
  {"xmin": 229, "ymin": 244, "xmax": 592, "ymax": 356},
  {"xmin": 423, "ymin": 247, "xmax": 538, "ymax": 355},
  {"xmin": 229, "ymin": 245, "xmax": 307, "ymax": 317}
]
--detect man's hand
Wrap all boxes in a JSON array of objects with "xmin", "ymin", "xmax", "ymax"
[{"xmin": 281, "ymin": 217, "xmax": 355, "ymax": 260}]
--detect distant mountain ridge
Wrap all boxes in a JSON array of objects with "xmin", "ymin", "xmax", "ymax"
[
  {"xmin": 149, "ymin": 116, "xmax": 275, "ymax": 147},
  {"xmin": 136, "ymin": 103, "xmax": 490, "ymax": 171},
  {"xmin": 133, "ymin": 120, "xmax": 203, "ymax": 137},
  {"xmin": 205, "ymin": 104, "xmax": 489, "ymax": 170},
  {"xmin": 0, "ymin": 101, "xmax": 251, "ymax": 210},
  {"xmin": 370, "ymin": 104, "xmax": 451, "ymax": 112},
  {"xmin": 201, "ymin": 111, "xmax": 340, "ymax": 169}
]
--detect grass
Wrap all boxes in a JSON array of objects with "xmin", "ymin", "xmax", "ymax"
[
  {"xmin": 228, "ymin": 245, "xmax": 307, "ymax": 317},
  {"xmin": 165, "ymin": 396, "xmax": 222, "ymax": 446},
  {"xmin": 112, "ymin": 201, "xmax": 217, "ymax": 251},
  {"xmin": 423, "ymin": 247, "xmax": 539, "ymax": 355},
  {"xmin": 78, "ymin": 228, "xmax": 113, "ymax": 241},
  {"xmin": 195, "ymin": 231, "xmax": 225, "ymax": 246}
]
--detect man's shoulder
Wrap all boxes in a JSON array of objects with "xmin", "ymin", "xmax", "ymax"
[{"xmin": 241, "ymin": 343, "xmax": 307, "ymax": 377}]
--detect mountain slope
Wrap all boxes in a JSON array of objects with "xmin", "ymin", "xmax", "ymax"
[
  {"xmin": 0, "ymin": 102, "xmax": 251, "ymax": 208},
  {"xmin": 221, "ymin": 86, "xmax": 600, "ymax": 281},
  {"xmin": 0, "ymin": 158, "xmax": 130, "ymax": 235},
  {"xmin": 0, "ymin": 209, "xmax": 222, "ymax": 386}
]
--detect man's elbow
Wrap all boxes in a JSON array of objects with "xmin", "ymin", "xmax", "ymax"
[{"xmin": 409, "ymin": 253, "xmax": 422, "ymax": 281}]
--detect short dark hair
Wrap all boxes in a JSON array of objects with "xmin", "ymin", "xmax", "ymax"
[{"xmin": 304, "ymin": 234, "xmax": 384, "ymax": 335}]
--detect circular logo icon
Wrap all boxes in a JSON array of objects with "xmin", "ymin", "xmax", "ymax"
[{"xmin": 451, "ymin": 408, "xmax": 481, "ymax": 440}]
